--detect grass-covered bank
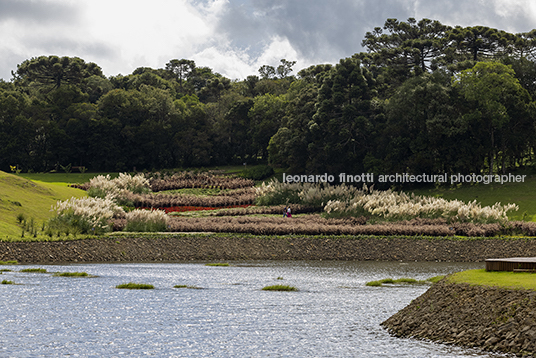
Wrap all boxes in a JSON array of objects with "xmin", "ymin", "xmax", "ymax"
[
  {"xmin": 0, "ymin": 171, "xmax": 87, "ymax": 238},
  {"xmin": 1, "ymin": 234, "xmax": 536, "ymax": 264},
  {"xmin": 448, "ymin": 269, "xmax": 536, "ymax": 290}
]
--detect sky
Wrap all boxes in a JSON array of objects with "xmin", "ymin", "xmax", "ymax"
[{"xmin": 1, "ymin": 0, "xmax": 536, "ymax": 81}]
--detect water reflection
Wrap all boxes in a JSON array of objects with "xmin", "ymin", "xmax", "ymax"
[{"xmin": 0, "ymin": 261, "xmax": 505, "ymax": 357}]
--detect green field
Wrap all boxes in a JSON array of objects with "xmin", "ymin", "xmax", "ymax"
[
  {"xmin": 19, "ymin": 172, "xmax": 119, "ymax": 184},
  {"xmin": 412, "ymin": 176, "xmax": 536, "ymax": 221},
  {"xmin": 448, "ymin": 269, "xmax": 536, "ymax": 290},
  {"xmin": 0, "ymin": 171, "xmax": 86, "ymax": 238}
]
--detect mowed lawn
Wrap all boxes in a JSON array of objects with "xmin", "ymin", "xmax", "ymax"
[
  {"xmin": 449, "ymin": 269, "xmax": 536, "ymax": 290},
  {"xmin": 412, "ymin": 175, "xmax": 536, "ymax": 222},
  {"xmin": 0, "ymin": 171, "xmax": 87, "ymax": 238},
  {"xmin": 19, "ymin": 172, "xmax": 119, "ymax": 184}
]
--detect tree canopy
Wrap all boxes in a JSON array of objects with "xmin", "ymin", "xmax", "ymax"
[{"xmin": 2, "ymin": 18, "xmax": 536, "ymax": 188}]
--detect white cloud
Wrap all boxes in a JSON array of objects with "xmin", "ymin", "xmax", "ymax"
[
  {"xmin": 1, "ymin": 0, "xmax": 536, "ymax": 81},
  {"xmin": 78, "ymin": 0, "xmax": 222, "ymax": 75}
]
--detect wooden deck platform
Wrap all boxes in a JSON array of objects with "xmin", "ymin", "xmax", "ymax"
[{"xmin": 486, "ymin": 257, "xmax": 536, "ymax": 272}]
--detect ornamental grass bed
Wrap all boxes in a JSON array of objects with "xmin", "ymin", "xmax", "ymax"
[{"xmin": 113, "ymin": 215, "xmax": 536, "ymax": 237}]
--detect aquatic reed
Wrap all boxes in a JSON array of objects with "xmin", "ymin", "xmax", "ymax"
[
  {"xmin": 116, "ymin": 282, "xmax": 154, "ymax": 289},
  {"xmin": 262, "ymin": 285, "xmax": 298, "ymax": 291}
]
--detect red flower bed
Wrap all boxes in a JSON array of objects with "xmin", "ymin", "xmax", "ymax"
[{"xmin": 140, "ymin": 204, "xmax": 253, "ymax": 214}]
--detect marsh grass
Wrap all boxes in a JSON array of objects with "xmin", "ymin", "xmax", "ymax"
[
  {"xmin": 262, "ymin": 284, "xmax": 298, "ymax": 291},
  {"xmin": 379, "ymin": 278, "xmax": 395, "ymax": 284},
  {"xmin": 394, "ymin": 278, "xmax": 419, "ymax": 284},
  {"xmin": 0, "ymin": 260, "xmax": 18, "ymax": 265},
  {"xmin": 366, "ymin": 277, "xmax": 432, "ymax": 287},
  {"xmin": 116, "ymin": 282, "xmax": 154, "ymax": 289},
  {"xmin": 1, "ymin": 280, "xmax": 14, "ymax": 284},
  {"xmin": 20, "ymin": 268, "xmax": 47, "ymax": 273},
  {"xmin": 173, "ymin": 285, "xmax": 203, "ymax": 289},
  {"xmin": 0, "ymin": 269, "xmax": 12, "ymax": 272},
  {"xmin": 53, "ymin": 272, "xmax": 89, "ymax": 277},
  {"xmin": 448, "ymin": 269, "xmax": 536, "ymax": 290},
  {"xmin": 205, "ymin": 263, "xmax": 230, "ymax": 266}
]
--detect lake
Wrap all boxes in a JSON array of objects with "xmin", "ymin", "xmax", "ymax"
[{"xmin": 0, "ymin": 260, "xmax": 506, "ymax": 357}]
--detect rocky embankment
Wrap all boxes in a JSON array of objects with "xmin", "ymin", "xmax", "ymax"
[
  {"xmin": 1, "ymin": 235, "xmax": 536, "ymax": 264},
  {"xmin": 382, "ymin": 280, "xmax": 536, "ymax": 356}
]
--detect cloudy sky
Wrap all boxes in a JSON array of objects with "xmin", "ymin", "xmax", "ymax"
[{"xmin": 1, "ymin": 0, "xmax": 536, "ymax": 81}]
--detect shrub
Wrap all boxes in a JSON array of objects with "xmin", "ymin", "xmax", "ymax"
[
  {"xmin": 50, "ymin": 197, "xmax": 126, "ymax": 234},
  {"xmin": 16, "ymin": 213, "xmax": 25, "ymax": 224},
  {"xmin": 124, "ymin": 209, "xmax": 169, "ymax": 232},
  {"xmin": 1, "ymin": 280, "xmax": 14, "ymax": 285}
]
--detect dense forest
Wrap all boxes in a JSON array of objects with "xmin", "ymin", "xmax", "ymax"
[{"xmin": 2, "ymin": 18, "xmax": 536, "ymax": 183}]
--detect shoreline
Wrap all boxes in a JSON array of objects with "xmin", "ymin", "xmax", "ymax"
[
  {"xmin": 2, "ymin": 235, "xmax": 536, "ymax": 264},
  {"xmin": 382, "ymin": 279, "xmax": 536, "ymax": 356}
]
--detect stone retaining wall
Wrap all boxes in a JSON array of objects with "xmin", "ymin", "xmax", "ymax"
[
  {"xmin": 1, "ymin": 235, "xmax": 536, "ymax": 264},
  {"xmin": 382, "ymin": 280, "xmax": 536, "ymax": 356}
]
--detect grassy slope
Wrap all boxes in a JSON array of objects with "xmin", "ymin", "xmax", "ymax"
[
  {"xmin": 411, "ymin": 176, "xmax": 536, "ymax": 221},
  {"xmin": 0, "ymin": 171, "xmax": 86, "ymax": 238},
  {"xmin": 448, "ymin": 269, "xmax": 536, "ymax": 290},
  {"xmin": 19, "ymin": 172, "xmax": 118, "ymax": 184}
]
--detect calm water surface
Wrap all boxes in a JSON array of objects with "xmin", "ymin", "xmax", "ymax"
[{"xmin": 0, "ymin": 261, "xmax": 506, "ymax": 357}]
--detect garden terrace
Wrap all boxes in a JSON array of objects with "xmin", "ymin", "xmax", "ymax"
[
  {"xmin": 147, "ymin": 172, "xmax": 255, "ymax": 191},
  {"xmin": 128, "ymin": 189, "xmax": 255, "ymax": 208},
  {"xmin": 112, "ymin": 214, "xmax": 536, "ymax": 237}
]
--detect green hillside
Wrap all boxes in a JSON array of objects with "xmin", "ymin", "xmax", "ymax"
[
  {"xmin": 0, "ymin": 171, "xmax": 86, "ymax": 239},
  {"xmin": 2, "ymin": 169, "xmax": 536, "ymax": 241}
]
